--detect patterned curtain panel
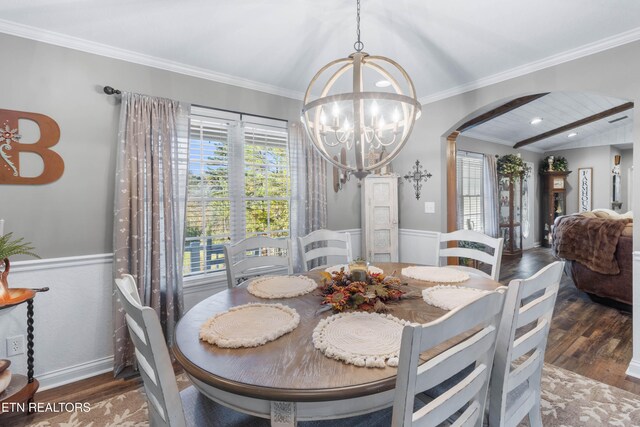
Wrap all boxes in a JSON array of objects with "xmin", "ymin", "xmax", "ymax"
[
  {"xmin": 113, "ymin": 93, "xmax": 190, "ymax": 375},
  {"xmin": 289, "ymin": 122, "xmax": 327, "ymax": 271},
  {"xmin": 483, "ymin": 154, "xmax": 500, "ymax": 238}
]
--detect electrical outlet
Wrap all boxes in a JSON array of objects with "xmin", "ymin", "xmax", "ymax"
[{"xmin": 7, "ymin": 335, "xmax": 25, "ymax": 356}]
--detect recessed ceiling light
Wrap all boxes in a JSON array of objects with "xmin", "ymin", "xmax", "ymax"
[
  {"xmin": 567, "ymin": 132, "xmax": 578, "ymax": 138},
  {"xmin": 375, "ymin": 80, "xmax": 391, "ymax": 88},
  {"xmin": 530, "ymin": 117, "xmax": 543, "ymax": 125}
]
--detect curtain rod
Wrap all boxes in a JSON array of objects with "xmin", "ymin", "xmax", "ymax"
[
  {"xmin": 192, "ymin": 104, "xmax": 288, "ymax": 124},
  {"xmin": 102, "ymin": 87, "xmax": 288, "ymax": 123}
]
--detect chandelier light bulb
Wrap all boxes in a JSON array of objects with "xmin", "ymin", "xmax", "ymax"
[
  {"xmin": 371, "ymin": 100, "xmax": 379, "ymax": 117},
  {"xmin": 332, "ymin": 103, "xmax": 340, "ymax": 117},
  {"xmin": 392, "ymin": 107, "xmax": 400, "ymax": 123}
]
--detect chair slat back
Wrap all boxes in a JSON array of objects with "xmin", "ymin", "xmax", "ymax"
[
  {"xmin": 392, "ymin": 290, "xmax": 505, "ymax": 427},
  {"xmin": 223, "ymin": 236, "xmax": 294, "ymax": 288},
  {"xmin": 115, "ymin": 275, "xmax": 186, "ymax": 427},
  {"xmin": 438, "ymin": 229, "xmax": 504, "ymax": 281},
  {"xmin": 489, "ymin": 261, "xmax": 564, "ymax": 427},
  {"xmin": 298, "ymin": 229, "xmax": 352, "ymax": 271}
]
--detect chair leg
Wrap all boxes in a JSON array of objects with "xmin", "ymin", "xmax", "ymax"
[{"xmin": 528, "ymin": 401, "xmax": 542, "ymax": 427}]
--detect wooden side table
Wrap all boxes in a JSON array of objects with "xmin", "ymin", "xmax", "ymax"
[{"xmin": 0, "ymin": 288, "xmax": 49, "ymax": 416}]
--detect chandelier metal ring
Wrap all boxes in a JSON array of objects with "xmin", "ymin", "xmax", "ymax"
[{"xmin": 301, "ymin": 1, "xmax": 421, "ymax": 178}]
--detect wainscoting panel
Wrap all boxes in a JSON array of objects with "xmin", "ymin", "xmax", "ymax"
[
  {"xmin": 0, "ymin": 228, "xmax": 436, "ymax": 390},
  {"xmin": 399, "ymin": 229, "xmax": 440, "ymax": 266},
  {"xmin": 5, "ymin": 254, "xmax": 114, "ymax": 390},
  {"xmin": 339, "ymin": 228, "xmax": 362, "ymax": 260},
  {"xmin": 627, "ymin": 250, "xmax": 640, "ymax": 379}
]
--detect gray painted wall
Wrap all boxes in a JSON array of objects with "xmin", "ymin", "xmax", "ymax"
[
  {"xmin": 0, "ymin": 32, "xmax": 302, "ymax": 259},
  {"xmin": 545, "ymin": 145, "xmax": 613, "ymax": 214},
  {"xmin": 2, "ymin": 31, "xmax": 640, "ymax": 255},
  {"xmin": 326, "ymin": 38, "xmax": 640, "ymax": 252}
]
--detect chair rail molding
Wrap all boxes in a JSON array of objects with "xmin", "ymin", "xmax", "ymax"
[{"xmin": 627, "ymin": 250, "xmax": 640, "ymax": 379}]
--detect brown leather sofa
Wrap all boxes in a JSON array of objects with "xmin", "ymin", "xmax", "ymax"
[{"xmin": 554, "ymin": 210, "xmax": 633, "ymax": 306}]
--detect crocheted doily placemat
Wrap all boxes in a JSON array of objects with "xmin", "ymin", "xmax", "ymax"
[
  {"xmin": 324, "ymin": 264, "xmax": 384, "ymax": 275},
  {"xmin": 401, "ymin": 266, "xmax": 470, "ymax": 283},
  {"xmin": 312, "ymin": 312, "xmax": 411, "ymax": 368},
  {"xmin": 199, "ymin": 303, "xmax": 299, "ymax": 348},
  {"xmin": 422, "ymin": 285, "xmax": 490, "ymax": 310},
  {"xmin": 247, "ymin": 275, "xmax": 317, "ymax": 299}
]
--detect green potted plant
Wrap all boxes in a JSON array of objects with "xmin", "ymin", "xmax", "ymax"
[
  {"xmin": 540, "ymin": 155, "xmax": 568, "ymax": 173},
  {"xmin": 497, "ymin": 154, "xmax": 531, "ymax": 179},
  {"xmin": 0, "ymin": 233, "xmax": 39, "ymax": 303}
]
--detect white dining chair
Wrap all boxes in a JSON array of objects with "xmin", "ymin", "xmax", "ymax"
[
  {"xmin": 114, "ymin": 275, "xmax": 268, "ymax": 427},
  {"xmin": 223, "ymin": 236, "xmax": 294, "ymax": 288},
  {"xmin": 298, "ymin": 229, "xmax": 352, "ymax": 272},
  {"xmin": 301, "ymin": 290, "xmax": 505, "ymax": 427},
  {"xmin": 489, "ymin": 261, "xmax": 564, "ymax": 427},
  {"xmin": 437, "ymin": 229, "xmax": 504, "ymax": 281},
  {"xmin": 391, "ymin": 289, "xmax": 505, "ymax": 426}
]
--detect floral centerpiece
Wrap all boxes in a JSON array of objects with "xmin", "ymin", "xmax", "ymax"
[
  {"xmin": 497, "ymin": 154, "xmax": 531, "ymax": 179},
  {"xmin": 319, "ymin": 268, "xmax": 407, "ymax": 313}
]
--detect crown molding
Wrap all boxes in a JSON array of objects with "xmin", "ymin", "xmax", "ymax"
[
  {"xmin": 419, "ymin": 26, "xmax": 640, "ymax": 105},
  {"xmin": 0, "ymin": 19, "xmax": 305, "ymax": 101},
  {"xmin": 1, "ymin": 18, "xmax": 640, "ymax": 106}
]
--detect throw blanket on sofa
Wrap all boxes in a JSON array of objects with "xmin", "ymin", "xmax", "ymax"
[{"xmin": 552, "ymin": 215, "xmax": 631, "ymax": 275}]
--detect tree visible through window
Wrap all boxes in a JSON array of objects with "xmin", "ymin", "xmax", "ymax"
[{"xmin": 184, "ymin": 108, "xmax": 289, "ymax": 277}]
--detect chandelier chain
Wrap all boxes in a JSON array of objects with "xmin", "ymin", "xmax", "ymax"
[{"xmin": 354, "ymin": 0, "xmax": 364, "ymax": 52}]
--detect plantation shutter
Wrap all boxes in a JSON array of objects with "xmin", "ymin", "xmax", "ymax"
[
  {"xmin": 456, "ymin": 151, "xmax": 484, "ymax": 232},
  {"xmin": 184, "ymin": 108, "xmax": 289, "ymax": 277}
]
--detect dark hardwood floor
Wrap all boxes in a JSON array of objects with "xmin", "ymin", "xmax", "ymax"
[
  {"xmin": 11, "ymin": 247, "xmax": 640, "ymax": 424},
  {"xmin": 500, "ymin": 247, "xmax": 640, "ymax": 395}
]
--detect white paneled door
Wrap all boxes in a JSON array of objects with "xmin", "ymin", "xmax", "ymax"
[{"xmin": 361, "ymin": 175, "xmax": 399, "ymax": 262}]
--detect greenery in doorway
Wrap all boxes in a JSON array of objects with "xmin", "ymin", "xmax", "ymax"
[{"xmin": 497, "ymin": 154, "xmax": 531, "ymax": 179}]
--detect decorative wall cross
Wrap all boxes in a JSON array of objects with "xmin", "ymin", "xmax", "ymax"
[{"xmin": 403, "ymin": 160, "xmax": 432, "ymax": 200}]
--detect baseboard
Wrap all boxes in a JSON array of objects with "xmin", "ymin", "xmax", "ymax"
[
  {"xmin": 38, "ymin": 355, "xmax": 114, "ymax": 391},
  {"xmin": 626, "ymin": 359, "xmax": 640, "ymax": 379}
]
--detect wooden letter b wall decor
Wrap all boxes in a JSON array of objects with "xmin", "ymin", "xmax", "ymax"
[{"xmin": 0, "ymin": 109, "xmax": 64, "ymax": 184}]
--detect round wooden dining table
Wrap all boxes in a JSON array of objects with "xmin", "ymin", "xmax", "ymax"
[{"xmin": 173, "ymin": 262, "xmax": 501, "ymax": 426}]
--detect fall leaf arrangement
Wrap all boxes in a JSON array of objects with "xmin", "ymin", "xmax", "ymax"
[{"xmin": 318, "ymin": 268, "xmax": 408, "ymax": 313}]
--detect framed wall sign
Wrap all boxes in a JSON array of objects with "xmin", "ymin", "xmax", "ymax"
[{"xmin": 578, "ymin": 167, "xmax": 592, "ymax": 212}]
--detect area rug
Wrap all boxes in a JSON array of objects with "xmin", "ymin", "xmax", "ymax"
[{"xmin": 20, "ymin": 364, "xmax": 640, "ymax": 426}]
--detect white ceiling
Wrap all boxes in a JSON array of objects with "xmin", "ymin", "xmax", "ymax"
[
  {"xmin": 462, "ymin": 92, "xmax": 634, "ymax": 151},
  {"xmin": 1, "ymin": 1, "xmax": 640, "ymax": 102}
]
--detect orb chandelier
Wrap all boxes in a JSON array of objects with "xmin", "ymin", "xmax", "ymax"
[{"xmin": 301, "ymin": 0, "xmax": 421, "ymax": 179}]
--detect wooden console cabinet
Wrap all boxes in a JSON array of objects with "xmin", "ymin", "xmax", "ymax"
[{"xmin": 540, "ymin": 171, "xmax": 571, "ymax": 247}]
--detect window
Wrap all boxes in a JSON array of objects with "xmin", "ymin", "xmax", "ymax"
[
  {"xmin": 184, "ymin": 107, "xmax": 289, "ymax": 277},
  {"xmin": 457, "ymin": 151, "xmax": 484, "ymax": 232}
]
